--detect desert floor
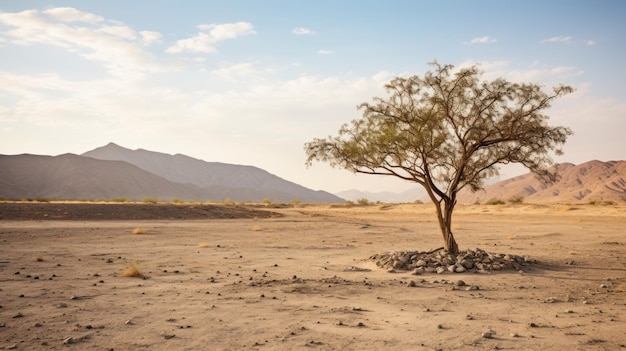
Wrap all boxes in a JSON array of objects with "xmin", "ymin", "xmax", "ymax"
[{"xmin": 1, "ymin": 202, "xmax": 625, "ymax": 350}]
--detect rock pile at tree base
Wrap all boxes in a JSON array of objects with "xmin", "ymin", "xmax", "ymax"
[{"xmin": 371, "ymin": 248, "xmax": 535, "ymax": 273}]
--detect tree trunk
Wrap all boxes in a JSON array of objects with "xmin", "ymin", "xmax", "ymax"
[
  {"xmin": 443, "ymin": 229, "xmax": 459, "ymax": 254},
  {"xmin": 435, "ymin": 198, "xmax": 460, "ymax": 254}
]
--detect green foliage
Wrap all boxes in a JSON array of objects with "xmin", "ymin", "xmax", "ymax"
[
  {"xmin": 110, "ymin": 197, "xmax": 129, "ymax": 203},
  {"xmin": 262, "ymin": 198, "xmax": 272, "ymax": 205},
  {"xmin": 142, "ymin": 197, "xmax": 158, "ymax": 204},
  {"xmin": 486, "ymin": 198, "xmax": 506, "ymax": 205},
  {"xmin": 304, "ymin": 61, "xmax": 573, "ymax": 253},
  {"xmin": 588, "ymin": 200, "xmax": 615, "ymax": 206},
  {"xmin": 35, "ymin": 196, "xmax": 51, "ymax": 203},
  {"xmin": 357, "ymin": 198, "xmax": 370, "ymax": 205}
]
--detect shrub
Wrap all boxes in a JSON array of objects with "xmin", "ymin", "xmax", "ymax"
[
  {"xmin": 486, "ymin": 198, "xmax": 505, "ymax": 205},
  {"xmin": 509, "ymin": 195, "xmax": 524, "ymax": 204},
  {"xmin": 142, "ymin": 197, "xmax": 158, "ymax": 204},
  {"xmin": 35, "ymin": 196, "xmax": 51, "ymax": 203},
  {"xmin": 132, "ymin": 227, "xmax": 149, "ymax": 234},
  {"xmin": 262, "ymin": 198, "xmax": 272, "ymax": 205},
  {"xmin": 122, "ymin": 262, "xmax": 144, "ymax": 278},
  {"xmin": 110, "ymin": 197, "xmax": 129, "ymax": 203},
  {"xmin": 357, "ymin": 198, "xmax": 370, "ymax": 205}
]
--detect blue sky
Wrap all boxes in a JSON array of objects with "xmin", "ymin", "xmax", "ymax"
[{"xmin": 1, "ymin": 1, "xmax": 624, "ymax": 194}]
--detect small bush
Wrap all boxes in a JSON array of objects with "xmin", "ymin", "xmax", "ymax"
[
  {"xmin": 291, "ymin": 198, "xmax": 301, "ymax": 205},
  {"xmin": 132, "ymin": 227, "xmax": 149, "ymax": 235},
  {"xmin": 486, "ymin": 198, "xmax": 505, "ymax": 205},
  {"xmin": 142, "ymin": 197, "xmax": 158, "ymax": 204},
  {"xmin": 509, "ymin": 195, "xmax": 524, "ymax": 204},
  {"xmin": 262, "ymin": 198, "xmax": 272, "ymax": 205},
  {"xmin": 35, "ymin": 196, "xmax": 51, "ymax": 203},
  {"xmin": 122, "ymin": 263, "xmax": 144, "ymax": 278},
  {"xmin": 110, "ymin": 197, "xmax": 129, "ymax": 203},
  {"xmin": 357, "ymin": 198, "xmax": 370, "ymax": 205},
  {"xmin": 222, "ymin": 198, "xmax": 232, "ymax": 205}
]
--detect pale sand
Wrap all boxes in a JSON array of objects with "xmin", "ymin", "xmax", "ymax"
[{"xmin": 1, "ymin": 203, "xmax": 625, "ymax": 350}]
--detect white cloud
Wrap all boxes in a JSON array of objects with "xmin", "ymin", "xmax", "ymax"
[
  {"xmin": 584, "ymin": 39, "xmax": 595, "ymax": 46},
  {"xmin": 140, "ymin": 31, "xmax": 162, "ymax": 46},
  {"xmin": 211, "ymin": 62, "xmax": 258, "ymax": 79},
  {"xmin": 292, "ymin": 27, "xmax": 314, "ymax": 35},
  {"xmin": 459, "ymin": 60, "xmax": 582, "ymax": 83},
  {"xmin": 541, "ymin": 35, "xmax": 572, "ymax": 43},
  {"xmin": 0, "ymin": 8, "xmax": 169, "ymax": 80},
  {"xmin": 317, "ymin": 49, "xmax": 332, "ymax": 55},
  {"xmin": 97, "ymin": 25, "xmax": 137, "ymax": 40},
  {"xmin": 166, "ymin": 22, "xmax": 256, "ymax": 54},
  {"xmin": 42, "ymin": 7, "xmax": 103, "ymax": 23},
  {"xmin": 464, "ymin": 36, "xmax": 497, "ymax": 45}
]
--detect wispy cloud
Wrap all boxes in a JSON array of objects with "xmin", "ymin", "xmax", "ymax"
[
  {"xmin": 211, "ymin": 62, "xmax": 258, "ymax": 79},
  {"xmin": 166, "ymin": 22, "xmax": 256, "ymax": 54},
  {"xmin": 42, "ymin": 7, "xmax": 103, "ymax": 23},
  {"xmin": 317, "ymin": 49, "xmax": 332, "ymax": 55},
  {"xmin": 0, "ymin": 8, "xmax": 167, "ymax": 79},
  {"xmin": 541, "ymin": 35, "xmax": 572, "ymax": 43},
  {"xmin": 459, "ymin": 59, "xmax": 582, "ymax": 84},
  {"xmin": 464, "ymin": 36, "xmax": 497, "ymax": 45},
  {"xmin": 292, "ymin": 27, "xmax": 314, "ymax": 35},
  {"xmin": 140, "ymin": 31, "xmax": 162, "ymax": 46},
  {"xmin": 584, "ymin": 39, "xmax": 595, "ymax": 46}
]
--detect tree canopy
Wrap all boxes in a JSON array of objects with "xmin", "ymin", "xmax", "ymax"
[{"xmin": 305, "ymin": 62, "xmax": 573, "ymax": 253}]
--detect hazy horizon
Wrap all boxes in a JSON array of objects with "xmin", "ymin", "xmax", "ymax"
[{"xmin": 1, "ymin": 1, "xmax": 624, "ymax": 193}]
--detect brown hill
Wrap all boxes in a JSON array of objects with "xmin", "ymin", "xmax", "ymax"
[
  {"xmin": 0, "ymin": 144, "xmax": 344, "ymax": 203},
  {"xmin": 82, "ymin": 143, "xmax": 342, "ymax": 203},
  {"xmin": 0, "ymin": 153, "xmax": 209, "ymax": 201},
  {"xmin": 458, "ymin": 160, "xmax": 626, "ymax": 204}
]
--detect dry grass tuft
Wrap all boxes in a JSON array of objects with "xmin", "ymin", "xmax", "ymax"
[
  {"xmin": 251, "ymin": 225, "xmax": 263, "ymax": 232},
  {"xmin": 198, "ymin": 242, "xmax": 209, "ymax": 248},
  {"xmin": 132, "ymin": 227, "xmax": 149, "ymax": 235},
  {"xmin": 122, "ymin": 263, "xmax": 144, "ymax": 277}
]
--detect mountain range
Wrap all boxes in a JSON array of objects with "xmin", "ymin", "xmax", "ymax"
[
  {"xmin": 0, "ymin": 143, "xmax": 343, "ymax": 203},
  {"xmin": 1, "ymin": 143, "xmax": 623, "ymax": 204},
  {"xmin": 457, "ymin": 160, "xmax": 626, "ymax": 204}
]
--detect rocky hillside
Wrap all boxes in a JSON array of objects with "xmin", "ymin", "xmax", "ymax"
[
  {"xmin": 457, "ymin": 160, "xmax": 626, "ymax": 203},
  {"xmin": 0, "ymin": 143, "xmax": 344, "ymax": 203}
]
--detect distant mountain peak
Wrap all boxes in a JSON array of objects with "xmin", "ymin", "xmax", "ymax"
[{"xmin": 81, "ymin": 143, "xmax": 343, "ymax": 203}]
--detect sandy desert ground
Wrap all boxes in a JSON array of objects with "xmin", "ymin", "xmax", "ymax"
[{"xmin": 1, "ymin": 202, "xmax": 625, "ymax": 350}]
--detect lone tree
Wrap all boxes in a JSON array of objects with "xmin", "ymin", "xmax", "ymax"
[{"xmin": 305, "ymin": 62, "xmax": 573, "ymax": 254}]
